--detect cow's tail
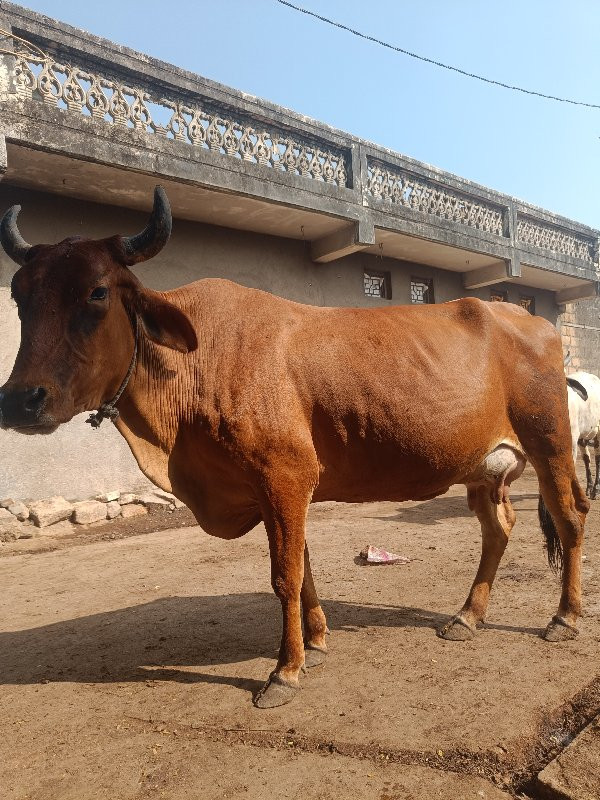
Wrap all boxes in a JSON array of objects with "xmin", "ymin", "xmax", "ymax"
[{"xmin": 537, "ymin": 495, "xmax": 563, "ymax": 576}]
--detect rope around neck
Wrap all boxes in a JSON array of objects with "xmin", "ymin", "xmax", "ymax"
[{"xmin": 86, "ymin": 316, "xmax": 139, "ymax": 429}]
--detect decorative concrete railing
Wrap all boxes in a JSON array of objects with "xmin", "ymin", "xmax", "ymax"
[
  {"xmin": 517, "ymin": 215, "xmax": 596, "ymax": 265},
  {"xmin": 364, "ymin": 154, "xmax": 598, "ymax": 269},
  {"xmin": 7, "ymin": 46, "xmax": 349, "ymax": 187},
  {"xmin": 0, "ymin": 2, "xmax": 598, "ymax": 283},
  {"xmin": 366, "ymin": 159, "xmax": 506, "ymax": 238}
]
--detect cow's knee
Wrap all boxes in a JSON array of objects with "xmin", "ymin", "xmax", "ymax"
[{"xmin": 272, "ymin": 574, "xmax": 301, "ymax": 603}]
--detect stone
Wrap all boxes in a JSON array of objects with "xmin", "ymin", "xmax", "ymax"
[
  {"xmin": 96, "ymin": 490, "xmax": 120, "ymax": 503},
  {"xmin": 0, "ymin": 508, "xmax": 22, "ymax": 540},
  {"xmin": 7, "ymin": 501, "xmax": 29, "ymax": 521},
  {"xmin": 16, "ymin": 525, "xmax": 37, "ymax": 539},
  {"xmin": 153, "ymin": 489, "xmax": 186, "ymax": 509},
  {"xmin": 28, "ymin": 496, "xmax": 74, "ymax": 528},
  {"xmin": 106, "ymin": 500, "xmax": 121, "ymax": 520},
  {"xmin": 153, "ymin": 489, "xmax": 176, "ymax": 502},
  {"xmin": 72, "ymin": 500, "xmax": 108, "ymax": 525},
  {"xmin": 40, "ymin": 520, "xmax": 76, "ymax": 537},
  {"xmin": 119, "ymin": 493, "xmax": 138, "ymax": 505},
  {"xmin": 137, "ymin": 493, "xmax": 172, "ymax": 511},
  {"xmin": 0, "ymin": 498, "xmax": 16, "ymax": 508},
  {"xmin": 536, "ymin": 714, "xmax": 600, "ymax": 800},
  {"xmin": 120, "ymin": 503, "xmax": 147, "ymax": 519}
]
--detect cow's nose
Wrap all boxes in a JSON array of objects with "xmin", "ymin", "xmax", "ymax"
[
  {"xmin": 0, "ymin": 386, "xmax": 48, "ymax": 427},
  {"xmin": 24, "ymin": 386, "xmax": 47, "ymax": 412}
]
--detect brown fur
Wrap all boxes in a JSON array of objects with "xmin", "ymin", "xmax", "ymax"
[{"xmin": 0, "ymin": 225, "xmax": 588, "ymax": 707}]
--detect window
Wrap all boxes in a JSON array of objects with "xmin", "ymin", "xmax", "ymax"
[
  {"xmin": 410, "ymin": 276, "xmax": 434, "ymax": 304},
  {"xmin": 363, "ymin": 269, "xmax": 391, "ymax": 299},
  {"xmin": 519, "ymin": 295, "xmax": 535, "ymax": 314},
  {"xmin": 490, "ymin": 289, "xmax": 508, "ymax": 302}
]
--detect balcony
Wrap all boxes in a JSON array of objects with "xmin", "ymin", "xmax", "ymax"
[{"xmin": 1, "ymin": 1, "xmax": 598, "ymax": 304}]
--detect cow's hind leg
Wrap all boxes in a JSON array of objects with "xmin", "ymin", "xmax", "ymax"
[
  {"xmin": 580, "ymin": 439, "xmax": 593, "ymax": 498},
  {"xmin": 302, "ymin": 542, "xmax": 328, "ymax": 667},
  {"xmin": 439, "ymin": 486, "xmax": 515, "ymax": 640},
  {"xmin": 536, "ymin": 463, "xmax": 588, "ymax": 641},
  {"xmin": 591, "ymin": 436, "xmax": 600, "ymax": 500}
]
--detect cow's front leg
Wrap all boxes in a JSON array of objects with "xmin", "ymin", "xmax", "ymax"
[
  {"xmin": 302, "ymin": 542, "xmax": 328, "ymax": 667},
  {"xmin": 254, "ymin": 483, "xmax": 312, "ymax": 709}
]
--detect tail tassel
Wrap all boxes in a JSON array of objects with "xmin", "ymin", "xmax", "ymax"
[{"xmin": 538, "ymin": 495, "xmax": 564, "ymax": 576}]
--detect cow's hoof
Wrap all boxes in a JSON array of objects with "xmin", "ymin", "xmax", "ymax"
[
  {"xmin": 253, "ymin": 672, "xmax": 300, "ymax": 708},
  {"xmin": 304, "ymin": 644, "xmax": 327, "ymax": 668},
  {"xmin": 543, "ymin": 616, "xmax": 579, "ymax": 642},
  {"xmin": 438, "ymin": 616, "xmax": 475, "ymax": 641}
]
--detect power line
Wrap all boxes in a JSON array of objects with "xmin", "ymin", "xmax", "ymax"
[{"xmin": 276, "ymin": 0, "xmax": 600, "ymax": 110}]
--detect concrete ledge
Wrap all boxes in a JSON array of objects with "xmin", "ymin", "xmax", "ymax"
[
  {"xmin": 535, "ymin": 715, "xmax": 600, "ymax": 800},
  {"xmin": 462, "ymin": 261, "xmax": 511, "ymax": 289},
  {"xmin": 556, "ymin": 283, "xmax": 600, "ymax": 304},
  {"xmin": 311, "ymin": 220, "xmax": 375, "ymax": 263}
]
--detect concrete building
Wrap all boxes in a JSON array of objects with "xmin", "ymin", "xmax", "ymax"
[{"xmin": 0, "ymin": 2, "xmax": 599, "ymax": 500}]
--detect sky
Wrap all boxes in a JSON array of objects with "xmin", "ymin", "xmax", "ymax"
[{"xmin": 13, "ymin": 0, "xmax": 600, "ymax": 228}]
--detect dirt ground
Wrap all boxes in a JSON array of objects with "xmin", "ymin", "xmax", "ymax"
[{"xmin": 0, "ymin": 466, "xmax": 599, "ymax": 800}]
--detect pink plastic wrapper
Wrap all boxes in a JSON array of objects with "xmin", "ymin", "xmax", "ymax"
[{"xmin": 359, "ymin": 545, "xmax": 411, "ymax": 565}]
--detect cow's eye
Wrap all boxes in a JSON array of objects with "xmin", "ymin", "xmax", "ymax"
[{"xmin": 88, "ymin": 287, "xmax": 108, "ymax": 302}]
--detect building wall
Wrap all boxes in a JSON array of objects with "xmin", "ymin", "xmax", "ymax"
[
  {"xmin": 560, "ymin": 299, "xmax": 600, "ymax": 376},
  {"xmin": 0, "ymin": 184, "xmax": 559, "ymax": 500}
]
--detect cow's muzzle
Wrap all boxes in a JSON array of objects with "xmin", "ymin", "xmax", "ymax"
[{"xmin": 0, "ymin": 386, "xmax": 55, "ymax": 432}]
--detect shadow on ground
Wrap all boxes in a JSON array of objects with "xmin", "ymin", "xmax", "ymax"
[
  {"xmin": 371, "ymin": 492, "xmax": 540, "ymax": 525},
  {"xmin": 0, "ymin": 593, "xmax": 544, "ymax": 696}
]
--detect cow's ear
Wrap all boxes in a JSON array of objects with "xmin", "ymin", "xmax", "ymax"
[{"xmin": 133, "ymin": 288, "xmax": 197, "ymax": 353}]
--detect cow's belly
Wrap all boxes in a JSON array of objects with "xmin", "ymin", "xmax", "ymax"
[
  {"xmin": 312, "ymin": 449, "xmax": 467, "ymax": 503},
  {"xmin": 311, "ymin": 434, "xmax": 523, "ymax": 504}
]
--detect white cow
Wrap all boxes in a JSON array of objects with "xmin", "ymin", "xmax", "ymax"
[{"xmin": 567, "ymin": 371, "xmax": 600, "ymax": 498}]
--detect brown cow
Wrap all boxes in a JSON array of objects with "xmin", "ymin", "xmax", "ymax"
[{"xmin": 0, "ymin": 187, "xmax": 589, "ymax": 708}]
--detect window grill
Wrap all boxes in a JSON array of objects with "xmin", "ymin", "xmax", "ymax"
[
  {"xmin": 490, "ymin": 289, "xmax": 508, "ymax": 302},
  {"xmin": 518, "ymin": 295, "xmax": 535, "ymax": 314},
  {"xmin": 363, "ymin": 269, "xmax": 391, "ymax": 299},
  {"xmin": 410, "ymin": 276, "xmax": 434, "ymax": 304}
]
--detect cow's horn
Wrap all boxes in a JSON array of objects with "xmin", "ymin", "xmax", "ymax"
[
  {"xmin": 121, "ymin": 186, "xmax": 172, "ymax": 265},
  {"xmin": 0, "ymin": 205, "xmax": 32, "ymax": 266}
]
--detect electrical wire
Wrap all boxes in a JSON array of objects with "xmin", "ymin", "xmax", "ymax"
[
  {"xmin": 276, "ymin": 0, "xmax": 600, "ymax": 110},
  {"xmin": 0, "ymin": 28, "xmax": 48, "ymax": 60}
]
